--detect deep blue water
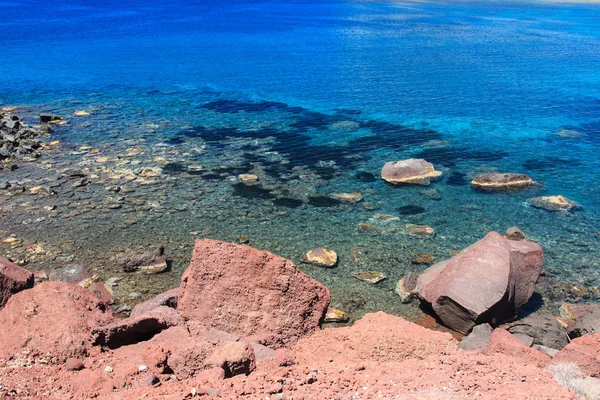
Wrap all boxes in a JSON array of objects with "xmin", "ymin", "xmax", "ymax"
[{"xmin": 2, "ymin": 0, "xmax": 600, "ymax": 314}]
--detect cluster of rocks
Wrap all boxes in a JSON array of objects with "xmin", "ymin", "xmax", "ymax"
[
  {"xmin": 0, "ymin": 113, "xmax": 43, "ymax": 163},
  {"xmin": 0, "ymin": 238, "xmax": 597, "ymax": 398}
]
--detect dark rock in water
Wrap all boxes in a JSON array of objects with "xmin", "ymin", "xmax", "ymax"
[
  {"xmin": 272, "ymin": 197, "xmax": 303, "ymax": 209},
  {"xmin": 0, "ymin": 181, "xmax": 10, "ymax": 190},
  {"xmin": 415, "ymin": 232, "xmax": 543, "ymax": 334},
  {"xmin": 459, "ymin": 323, "xmax": 494, "ymax": 351},
  {"xmin": 39, "ymin": 114, "xmax": 62, "ymax": 123},
  {"xmin": 232, "ymin": 183, "xmax": 275, "ymax": 199},
  {"xmin": 0, "ymin": 257, "xmax": 35, "ymax": 310},
  {"xmin": 505, "ymin": 313, "xmax": 568, "ymax": 350},
  {"xmin": 308, "ymin": 196, "xmax": 342, "ymax": 208},
  {"xmin": 92, "ymin": 306, "xmax": 182, "ymax": 349},
  {"xmin": 354, "ymin": 171, "xmax": 377, "ymax": 183},
  {"xmin": 447, "ymin": 171, "xmax": 468, "ymax": 186},
  {"xmin": 64, "ymin": 168, "xmax": 87, "ymax": 178},
  {"xmin": 398, "ymin": 205, "xmax": 425, "ymax": 215},
  {"xmin": 419, "ymin": 188, "xmax": 441, "ymax": 201},
  {"xmin": 115, "ymin": 246, "xmax": 166, "ymax": 273}
]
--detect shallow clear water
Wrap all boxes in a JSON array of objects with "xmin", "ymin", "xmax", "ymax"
[{"xmin": 1, "ymin": 0, "xmax": 599, "ymax": 320}]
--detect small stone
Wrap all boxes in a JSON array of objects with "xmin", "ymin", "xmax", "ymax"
[
  {"xmin": 234, "ymin": 235, "xmax": 250, "ymax": 245},
  {"xmin": 303, "ymin": 248, "xmax": 337, "ymax": 267},
  {"xmin": 381, "ymin": 159, "xmax": 442, "ymax": 185},
  {"xmin": 351, "ymin": 271, "xmax": 386, "ymax": 284},
  {"xmin": 396, "ymin": 274, "xmax": 418, "ymax": 303},
  {"xmin": 406, "ymin": 224, "xmax": 435, "ymax": 237},
  {"xmin": 136, "ymin": 167, "xmax": 162, "ymax": 178},
  {"xmin": 505, "ymin": 226, "xmax": 526, "ymax": 241},
  {"xmin": 331, "ymin": 192, "xmax": 363, "ymax": 204},
  {"xmin": 65, "ymin": 358, "xmax": 85, "ymax": 371},
  {"xmin": 356, "ymin": 223, "xmax": 381, "ymax": 233},
  {"xmin": 324, "ymin": 307, "xmax": 349, "ymax": 323},
  {"xmin": 411, "ymin": 254, "xmax": 435, "ymax": 264},
  {"xmin": 239, "ymin": 174, "xmax": 259, "ymax": 183},
  {"xmin": 138, "ymin": 365, "xmax": 148, "ymax": 372},
  {"xmin": 104, "ymin": 366, "xmax": 113, "ymax": 374}
]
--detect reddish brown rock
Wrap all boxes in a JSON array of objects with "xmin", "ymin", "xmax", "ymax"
[
  {"xmin": 65, "ymin": 358, "xmax": 85, "ymax": 371},
  {"xmin": 178, "ymin": 239, "xmax": 330, "ymax": 348},
  {"xmin": 485, "ymin": 329, "xmax": 551, "ymax": 368},
  {"xmin": 0, "ymin": 257, "xmax": 34, "ymax": 309},
  {"xmin": 130, "ymin": 288, "xmax": 179, "ymax": 317},
  {"xmin": 381, "ymin": 158, "xmax": 442, "ymax": 185},
  {"xmin": 554, "ymin": 333, "xmax": 600, "ymax": 377},
  {"xmin": 92, "ymin": 306, "xmax": 182, "ymax": 349},
  {"xmin": 203, "ymin": 341, "xmax": 256, "ymax": 377},
  {"xmin": 416, "ymin": 232, "xmax": 543, "ymax": 334},
  {"xmin": 0, "ymin": 281, "xmax": 113, "ymax": 362},
  {"xmin": 87, "ymin": 282, "xmax": 113, "ymax": 305}
]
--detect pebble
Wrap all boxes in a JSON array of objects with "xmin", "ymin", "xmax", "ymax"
[{"xmin": 104, "ymin": 366, "xmax": 113, "ymax": 374}]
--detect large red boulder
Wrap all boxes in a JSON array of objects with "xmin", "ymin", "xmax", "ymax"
[
  {"xmin": 0, "ymin": 281, "xmax": 113, "ymax": 363},
  {"xmin": 0, "ymin": 257, "xmax": 34, "ymax": 309},
  {"xmin": 416, "ymin": 232, "xmax": 543, "ymax": 334},
  {"xmin": 178, "ymin": 239, "xmax": 330, "ymax": 348},
  {"xmin": 554, "ymin": 333, "xmax": 600, "ymax": 377}
]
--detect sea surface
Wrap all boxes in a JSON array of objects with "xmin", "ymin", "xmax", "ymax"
[{"xmin": 1, "ymin": 0, "xmax": 600, "ymax": 320}]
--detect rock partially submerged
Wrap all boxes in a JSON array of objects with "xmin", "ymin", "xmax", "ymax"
[
  {"xmin": 415, "ymin": 232, "xmax": 543, "ymax": 334},
  {"xmin": 178, "ymin": 239, "xmax": 330, "ymax": 348},
  {"xmin": 115, "ymin": 246, "xmax": 168, "ymax": 274},
  {"xmin": 471, "ymin": 173, "xmax": 533, "ymax": 192},
  {"xmin": 0, "ymin": 257, "xmax": 34, "ymax": 309},
  {"xmin": 1, "ymin": 114, "xmax": 43, "ymax": 162},
  {"xmin": 303, "ymin": 247, "xmax": 338, "ymax": 267},
  {"xmin": 380, "ymin": 158, "xmax": 442, "ymax": 185},
  {"xmin": 526, "ymin": 195, "xmax": 582, "ymax": 212}
]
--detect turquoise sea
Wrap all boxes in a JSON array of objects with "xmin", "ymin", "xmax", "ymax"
[{"xmin": 1, "ymin": 0, "xmax": 599, "ymax": 320}]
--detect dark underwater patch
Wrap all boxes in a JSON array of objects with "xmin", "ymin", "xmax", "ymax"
[
  {"xmin": 354, "ymin": 171, "xmax": 377, "ymax": 182},
  {"xmin": 447, "ymin": 171, "xmax": 468, "ymax": 186},
  {"xmin": 272, "ymin": 197, "xmax": 304, "ymax": 208},
  {"xmin": 231, "ymin": 183, "xmax": 275, "ymax": 199},
  {"xmin": 398, "ymin": 205, "xmax": 425, "ymax": 215},
  {"xmin": 308, "ymin": 196, "xmax": 342, "ymax": 207},
  {"xmin": 414, "ymin": 147, "xmax": 508, "ymax": 167},
  {"xmin": 201, "ymin": 99, "xmax": 291, "ymax": 114},
  {"xmin": 523, "ymin": 157, "xmax": 581, "ymax": 171}
]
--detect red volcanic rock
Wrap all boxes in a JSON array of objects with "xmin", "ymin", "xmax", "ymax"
[
  {"xmin": 65, "ymin": 358, "xmax": 85, "ymax": 371},
  {"xmin": 0, "ymin": 257, "xmax": 34, "ymax": 309},
  {"xmin": 485, "ymin": 329, "xmax": 551, "ymax": 368},
  {"xmin": 203, "ymin": 341, "xmax": 256, "ymax": 377},
  {"xmin": 0, "ymin": 281, "xmax": 113, "ymax": 363},
  {"xmin": 92, "ymin": 306, "xmax": 183, "ymax": 349},
  {"xmin": 130, "ymin": 288, "xmax": 179, "ymax": 317},
  {"xmin": 416, "ymin": 232, "xmax": 543, "ymax": 334},
  {"xmin": 554, "ymin": 332, "xmax": 600, "ymax": 377},
  {"xmin": 293, "ymin": 312, "xmax": 457, "ymax": 366},
  {"xmin": 87, "ymin": 282, "xmax": 113, "ymax": 305},
  {"xmin": 178, "ymin": 239, "xmax": 330, "ymax": 348}
]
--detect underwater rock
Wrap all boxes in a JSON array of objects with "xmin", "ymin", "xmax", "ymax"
[
  {"xmin": 405, "ymin": 224, "xmax": 435, "ymax": 237},
  {"xmin": 396, "ymin": 274, "xmax": 418, "ymax": 303},
  {"xmin": 39, "ymin": 114, "xmax": 63, "ymax": 123},
  {"xmin": 415, "ymin": 232, "xmax": 543, "ymax": 334},
  {"xmin": 73, "ymin": 110, "xmax": 91, "ymax": 117},
  {"xmin": 239, "ymin": 174, "xmax": 259, "ymax": 183},
  {"xmin": 330, "ymin": 192, "xmax": 363, "ymax": 204},
  {"xmin": 115, "ymin": 246, "xmax": 167, "ymax": 274},
  {"xmin": 178, "ymin": 239, "xmax": 330, "ymax": 348},
  {"xmin": 324, "ymin": 307, "xmax": 349, "ymax": 323},
  {"xmin": 351, "ymin": 271, "xmax": 386, "ymax": 284},
  {"xmin": 526, "ymin": 195, "xmax": 582, "ymax": 212},
  {"xmin": 398, "ymin": 204, "xmax": 425, "ymax": 215},
  {"xmin": 303, "ymin": 248, "xmax": 338, "ymax": 267},
  {"xmin": 380, "ymin": 158, "xmax": 442, "ymax": 185},
  {"xmin": 470, "ymin": 173, "xmax": 533, "ymax": 192},
  {"xmin": 504, "ymin": 226, "xmax": 526, "ymax": 241},
  {"xmin": 0, "ymin": 257, "xmax": 34, "ymax": 310},
  {"xmin": 329, "ymin": 120, "xmax": 360, "ymax": 132},
  {"xmin": 419, "ymin": 188, "xmax": 441, "ymax": 200},
  {"xmin": 411, "ymin": 254, "xmax": 435, "ymax": 264}
]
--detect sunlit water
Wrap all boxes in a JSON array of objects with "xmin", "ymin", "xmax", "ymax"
[{"xmin": 1, "ymin": 0, "xmax": 599, "ymax": 321}]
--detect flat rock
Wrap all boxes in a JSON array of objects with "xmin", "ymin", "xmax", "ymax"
[
  {"xmin": 459, "ymin": 323, "xmax": 493, "ymax": 351},
  {"xmin": 526, "ymin": 195, "xmax": 582, "ymax": 212},
  {"xmin": 351, "ymin": 271, "xmax": 386, "ymax": 284},
  {"xmin": 471, "ymin": 173, "xmax": 533, "ymax": 192},
  {"xmin": 405, "ymin": 224, "xmax": 435, "ymax": 237},
  {"xmin": 0, "ymin": 281, "xmax": 113, "ymax": 362},
  {"xmin": 505, "ymin": 313, "xmax": 568, "ymax": 350},
  {"xmin": 0, "ymin": 257, "xmax": 34, "ymax": 309},
  {"xmin": 303, "ymin": 248, "xmax": 338, "ymax": 267},
  {"xmin": 178, "ymin": 239, "xmax": 330, "ymax": 348},
  {"xmin": 381, "ymin": 158, "xmax": 442, "ymax": 185},
  {"xmin": 238, "ymin": 174, "xmax": 259, "ymax": 183},
  {"xmin": 415, "ymin": 232, "xmax": 543, "ymax": 334},
  {"xmin": 330, "ymin": 192, "xmax": 363, "ymax": 204},
  {"xmin": 130, "ymin": 288, "xmax": 179, "ymax": 317}
]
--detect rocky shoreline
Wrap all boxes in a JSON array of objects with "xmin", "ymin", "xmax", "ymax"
[{"xmin": 0, "ymin": 235, "xmax": 599, "ymax": 399}]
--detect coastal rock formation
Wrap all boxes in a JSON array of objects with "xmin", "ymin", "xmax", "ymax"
[
  {"xmin": 380, "ymin": 158, "xmax": 442, "ymax": 185},
  {"xmin": 471, "ymin": 173, "xmax": 533, "ymax": 192},
  {"xmin": 505, "ymin": 313, "xmax": 569, "ymax": 350},
  {"xmin": 415, "ymin": 232, "xmax": 543, "ymax": 334},
  {"xmin": 526, "ymin": 195, "xmax": 582, "ymax": 212},
  {"xmin": 0, "ymin": 114, "xmax": 43, "ymax": 161},
  {"xmin": 178, "ymin": 239, "xmax": 330, "ymax": 348},
  {"xmin": 303, "ymin": 247, "xmax": 338, "ymax": 267},
  {"xmin": 554, "ymin": 332, "xmax": 600, "ymax": 377},
  {"xmin": 0, "ymin": 281, "xmax": 113, "ymax": 362},
  {"xmin": 0, "ymin": 257, "xmax": 34, "ymax": 309}
]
